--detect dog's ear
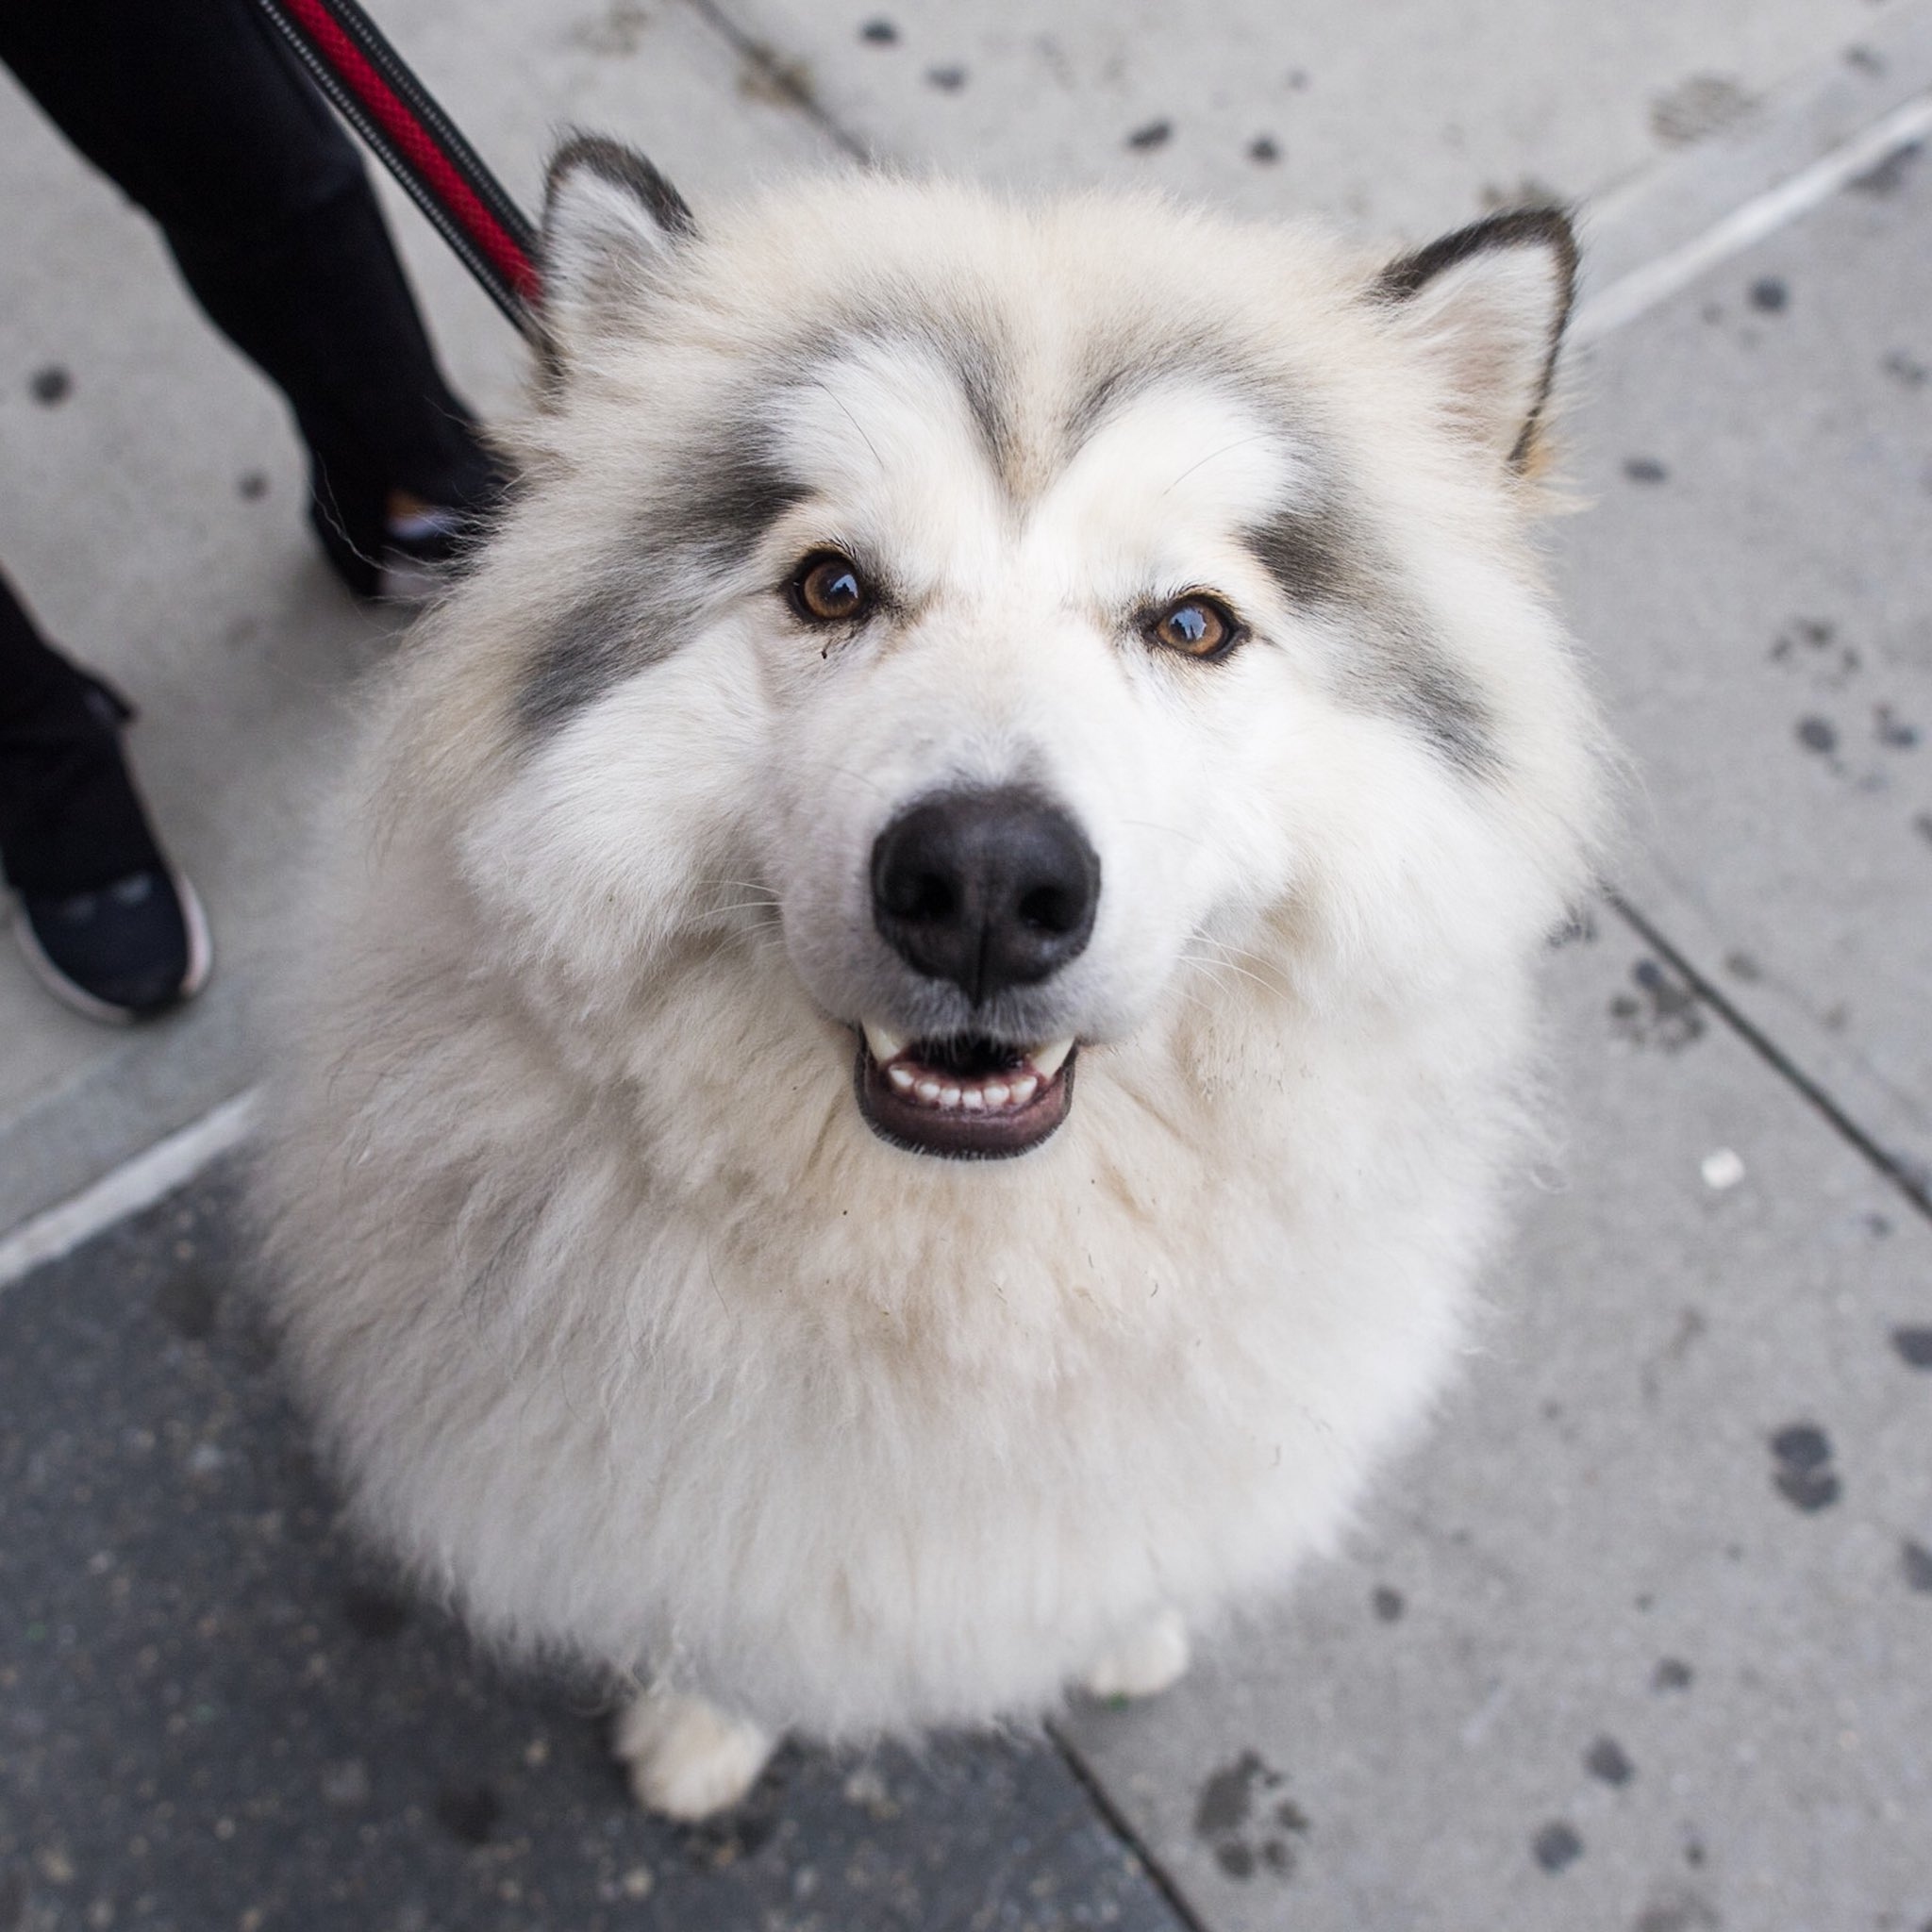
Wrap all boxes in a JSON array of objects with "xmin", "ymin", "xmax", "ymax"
[
  {"xmin": 1372, "ymin": 208, "xmax": 1577, "ymax": 473},
  {"xmin": 540, "ymin": 133, "xmax": 695, "ymax": 346}
]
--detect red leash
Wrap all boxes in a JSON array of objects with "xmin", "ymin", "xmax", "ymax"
[{"xmin": 254, "ymin": 0, "xmax": 541, "ymax": 338}]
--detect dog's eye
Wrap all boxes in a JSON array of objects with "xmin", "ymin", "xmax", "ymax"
[
  {"xmin": 790, "ymin": 552, "xmax": 871, "ymax": 624},
  {"xmin": 1147, "ymin": 595, "xmax": 1240, "ymax": 661}
]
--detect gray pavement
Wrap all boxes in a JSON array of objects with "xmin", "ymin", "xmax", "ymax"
[
  {"xmin": 4, "ymin": 1, "xmax": 1932, "ymax": 1927},
  {"xmin": 1563, "ymin": 149, "xmax": 1932, "ymax": 1199}
]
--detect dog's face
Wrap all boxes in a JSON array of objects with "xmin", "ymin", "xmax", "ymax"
[{"xmin": 448, "ymin": 146, "xmax": 1599, "ymax": 1162}]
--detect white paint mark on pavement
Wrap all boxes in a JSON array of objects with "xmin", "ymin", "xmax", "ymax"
[
  {"xmin": 0, "ymin": 1089, "xmax": 258, "ymax": 1292},
  {"xmin": 1575, "ymin": 92, "xmax": 1932, "ymax": 341}
]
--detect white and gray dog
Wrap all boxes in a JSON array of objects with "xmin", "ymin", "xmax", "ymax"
[{"xmin": 259, "ymin": 138, "xmax": 1609, "ymax": 1818}]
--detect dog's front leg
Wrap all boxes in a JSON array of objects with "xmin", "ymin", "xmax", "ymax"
[
  {"xmin": 1080, "ymin": 1607, "xmax": 1191, "ymax": 1701},
  {"xmin": 615, "ymin": 1686, "xmax": 775, "ymax": 1820}
]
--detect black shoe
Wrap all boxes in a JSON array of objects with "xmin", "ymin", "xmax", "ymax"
[
  {"xmin": 13, "ymin": 866, "xmax": 211, "ymax": 1024},
  {"xmin": 309, "ymin": 425, "xmax": 511, "ymax": 604},
  {"xmin": 0, "ymin": 665, "xmax": 211, "ymax": 1023}
]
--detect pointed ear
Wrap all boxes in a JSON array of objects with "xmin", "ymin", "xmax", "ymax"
[
  {"xmin": 540, "ymin": 133, "xmax": 695, "ymax": 344},
  {"xmin": 1373, "ymin": 208, "xmax": 1577, "ymax": 472}
]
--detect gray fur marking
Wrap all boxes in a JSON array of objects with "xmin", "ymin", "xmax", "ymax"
[
  {"xmin": 1355, "ymin": 630, "xmax": 1497, "ymax": 774},
  {"xmin": 516, "ymin": 576, "xmax": 675, "ymax": 736},
  {"xmin": 516, "ymin": 428, "xmax": 807, "ymax": 737},
  {"xmin": 1241, "ymin": 509, "xmax": 1496, "ymax": 776},
  {"xmin": 518, "ymin": 313, "xmax": 1493, "ymax": 774}
]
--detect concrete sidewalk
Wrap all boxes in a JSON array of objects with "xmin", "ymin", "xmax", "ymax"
[{"xmin": 4, "ymin": 2, "xmax": 1930, "ymax": 1927}]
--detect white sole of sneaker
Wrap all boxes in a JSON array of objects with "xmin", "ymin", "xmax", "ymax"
[{"xmin": 9, "ymin": 869, "xmax": 213, "ymax": 1025}]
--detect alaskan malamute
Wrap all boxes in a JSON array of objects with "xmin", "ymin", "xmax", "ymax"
[{"xmin": 260, "ymin": 137, "xmax": 1608, "ymax": 1818}]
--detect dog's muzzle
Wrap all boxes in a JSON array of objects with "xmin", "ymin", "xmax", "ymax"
[{"xmin": 855, "ymin": 786, "xmax": 1096, "ymax": 1158}]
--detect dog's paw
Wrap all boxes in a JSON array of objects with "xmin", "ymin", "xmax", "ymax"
[
  {"xmin": 615, "ymin": 1689, "xmax": 774, "ymax": 1821},
  {"xmin": 1082, "ymin": 1609, "xmax": 1191, "ymax": 1701}
]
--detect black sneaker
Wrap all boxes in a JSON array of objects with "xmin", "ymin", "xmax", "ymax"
[
  {"xmin": 13, "ymin": 866, "xmax": 211, "ymax": 1024},
  {"xmin": 0, "ymin": 665, "xmax": 211, "ymax": 1024},
  {"xmin": 309, "ymin": 426, "xmax": 511, "ymax": 604}
]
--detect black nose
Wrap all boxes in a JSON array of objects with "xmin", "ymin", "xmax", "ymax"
[{"xmin": 871, "ymin": 787, "xmax": 1101, "ymax": 1004}]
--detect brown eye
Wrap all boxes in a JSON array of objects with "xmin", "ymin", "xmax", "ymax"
[
  {"xmin": 1148, "ymin": 595, "xmax": 1239, "ymax": 660},
  {"xmin": 791, "ymin": 551, "xmax": 871, "ymax": 623}
]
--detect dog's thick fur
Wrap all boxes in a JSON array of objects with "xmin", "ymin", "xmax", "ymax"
[{"xmin": 258, "ymin": 146, "xmax": 1608, "ymax": 1815}]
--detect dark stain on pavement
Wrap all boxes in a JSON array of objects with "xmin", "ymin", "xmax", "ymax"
[
  {"xmin": 1609, "ymin": 958, "xmax": 1705, "ymax": 1051},
  {"xmin": 1623, "ymin": 456, "xmax": 1669, "ymax": 484},
  {"xmin": 1193, "ymin": 1751, "xmax": 1305, "ymax": 1881},
  {"xmin": 1126, "ymin": 120, "xmax": 1173, "ymax": 150},
  {"xmin": 1796, "ymin": 716, "xmax": 1838, "ymax": 754},
  {"xmin": 1532, "ymin": 1821, "xmax": 1583, "ymax": 1873},
  {"xmin": 1372, "ymin": 1584, "xmax": 1406, "ymax": 1623},
  {"xmin": 1585, "ymin": 1736, "xmax": 1635, "ymax": 1786},
  {"xmin": 1653, "ymin": 1657, "xmax": 1694, "ymax": 1692},
  {"xmin": 1903, "ymin": 1541, "xmax": 1932, "ymax": 1593},
  {"xmin": 1748, "ymin": 275, "xmax": 1788, "ymax": 313},
  {"xmin": 1874, "ymin": 704, "xmax": 1919, "ymax": 748},
  {"xmin": 1770, "ymin": 617, "xmax": 1860, "ymax": 688},
  {"xmin": 28, "ymin": 364, "xmax": 71, "ymax": 406},
  {"xmin": 1194, "ymin": 1752, "xmax": 1269, "ymax": 1837},
  {"xmin": 1770, "ymin": 1423, "xmax": 1840, "ymax": 1511},
  {"xmin": 1892, "ymin": 1325, "xmax": 1932, "ymax": 1368}
]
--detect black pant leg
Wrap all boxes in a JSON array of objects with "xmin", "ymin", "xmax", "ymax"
[
  {"xmin": 0, "ymin": 0, "xmax": 483, "ymax": 526},
  {"xmin": 0, "ymin": 568, "xmax": 77, "ymax": 725},
  {"xmin": 0, "ymin": 569, "xmax": 164, "ymax": 891}
]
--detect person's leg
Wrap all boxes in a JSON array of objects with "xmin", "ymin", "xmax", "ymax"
[
  {"xmin": 0, "ymin": 570, "xmax": 208, "ymax": 1019},
  {"xmin": 0, "ymin": 0, "xmax": 502, "ymax": 594}
]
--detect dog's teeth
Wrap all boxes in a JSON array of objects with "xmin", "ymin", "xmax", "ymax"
[
  {"xmin": 888, "ymin": 1065, "xmax": 916, "ymax": 1092},
  {"xmin": 1029, "ymin": 1037, "xmax": 1075, "ymax": 1081},
  {"xmin": 983, "ymin": 1082, "xmax": 1010, "ymax": 1108},
  {"xmin": 863, "ymin": 1022, "xmax": 908, "ymax": 1065},
  {"xmin": 1008, "ymin": 1074, "xmax": 1038, "ymax": 1107},
  {"xmin": 961, "ymin": 1088, "xmax": 985, "ymax": 1112},
  {"xmin": 939, "ymin": 1086, "xmax": 962, "ymax": 1109},
  {"xmin": 915, "ymin": 1078, "xmax": 941, "ymax": 1103}
]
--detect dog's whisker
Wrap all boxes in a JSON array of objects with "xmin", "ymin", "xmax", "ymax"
[
  {"xmin": 1120, "ymin": 817, "xmax": 1213, "ymax": 853},
  {"xmin": 1185, "ymin": 944, "xmax": 1283, "ymax": 996},
  {"xmin": 810, "ymin": 372, "xmax": 887, "ymax": 476},
  {"xmin": 1157, "ymin": 430, "xmax": 1277, "ymax": 499}
]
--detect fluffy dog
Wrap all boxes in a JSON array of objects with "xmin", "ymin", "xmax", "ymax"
[{"xmin": 258, "ymin": 137, "xmax": 1608, "ymax": 1819}]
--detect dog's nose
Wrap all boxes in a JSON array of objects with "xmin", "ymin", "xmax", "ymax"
[{"xmin": 871, "ymin": 788, "xmax": 1101, "ymax": 1003}]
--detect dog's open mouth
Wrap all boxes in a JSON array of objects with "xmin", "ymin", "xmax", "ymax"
[{"xmin": 854, "ymin": 1024, "xmax": 1076, "ymax": 1159}]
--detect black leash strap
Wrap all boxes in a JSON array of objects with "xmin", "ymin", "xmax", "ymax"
[{"xmin": 253, "ymin": 0, "xmax": 541, "ymax": 338}]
